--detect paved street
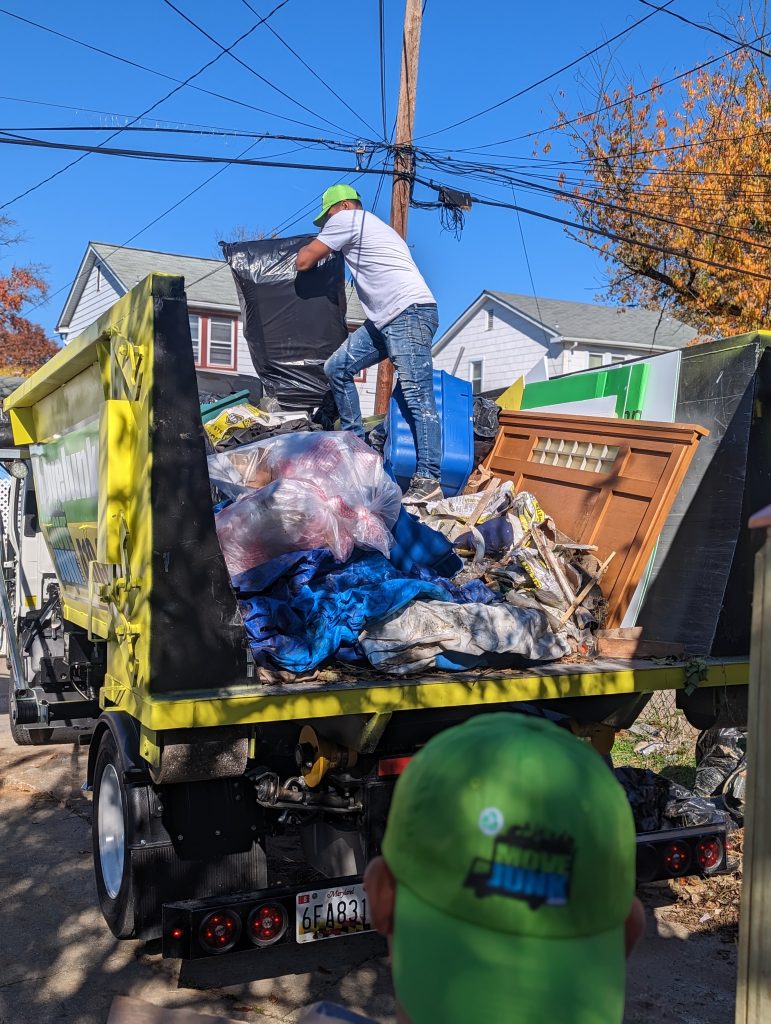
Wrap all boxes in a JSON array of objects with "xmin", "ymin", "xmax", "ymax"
[{"xmin": 0, "ymin": 672, "xmax": 737, "ymax": 1024}]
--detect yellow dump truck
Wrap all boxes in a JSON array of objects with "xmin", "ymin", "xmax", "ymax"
[{"xmin": 2, "ymin": 274, "xmax": 743, "ymax": 958}]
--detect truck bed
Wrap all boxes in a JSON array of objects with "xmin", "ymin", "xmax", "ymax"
[{"xmin": 102, "ymin": 656, "xmax": 749, "ymax": 731}]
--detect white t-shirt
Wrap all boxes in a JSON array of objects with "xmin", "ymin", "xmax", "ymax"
[{"xmin": 317, "ymin": 209, "xmax": 435, "ymax": 329}]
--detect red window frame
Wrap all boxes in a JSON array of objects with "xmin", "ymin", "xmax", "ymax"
[{"xmin": 189, "ymin": 313, "xmax": 238, "ymax": 371}]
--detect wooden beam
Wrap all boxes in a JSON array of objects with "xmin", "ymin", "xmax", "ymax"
[{"xmin": 735, "ymin": 516, "xmax": 771, "ymax": 1022}]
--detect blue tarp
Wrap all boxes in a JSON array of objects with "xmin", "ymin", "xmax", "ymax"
[{"xmin": 233, "ymin": 548, "xmax": 498, "ymax": 673}]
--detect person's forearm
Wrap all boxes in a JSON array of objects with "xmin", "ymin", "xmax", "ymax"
[{"xmin": 296, "ymin": 245, "xmax": 316, "ymax": 271}]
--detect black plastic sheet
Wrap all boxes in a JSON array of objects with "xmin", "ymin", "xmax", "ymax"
[
  {"xmin": 614, "ymin": 765, "xmax": 727, "ymax": 832},
  {"xmin": 221, "ymin": 237, "xmax": 348, "ymax": 412}
]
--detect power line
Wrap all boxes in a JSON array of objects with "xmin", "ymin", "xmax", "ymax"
[
  {"xmin": 160, "ymin": 0, "xmax": 351, "ymax": 138},
  {"xmin": 414, "ymin": 177, "xmax": 771, "ymax": 282},
  {"xmin": 237, "ymin": 0, "xmax": 380, "ymax": 138},
  {"xmin": 639, "ymin": 1, "xmax": 771, "ymax": 59},
  {"xmin": 378, "ymin": 0, "xmax": 388, "ymax": 141},
  {"xmin": 0, "ymin": 0, "xmax": 296, "ymax": 211},
  {"xmin": 0, "ymin": 132, "xmax": 401, "ymax": 175},
  {"xmin": 414, "ymin": 1, "xmax": 675, "ymax": 141},
  {"xmin": 455, "ymin": 31, "xmax": 770, "ymax": 152},
  {"xmin": 0, "ymin": 8, "xmax": 356, "ymax": 138}
]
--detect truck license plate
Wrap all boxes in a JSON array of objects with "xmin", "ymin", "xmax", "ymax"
[{"xmin": 296, "ymin": 882, "xmax": 371, "ymax": 943}]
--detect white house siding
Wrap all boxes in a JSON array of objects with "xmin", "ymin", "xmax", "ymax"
[
  {"xmin": 432, "ymin": 303, "xmax": 555, "ymax": 394},
  {"xmin": 65, "ymin": 261, "xmax": 121, "ymax": 340},
  {"xmin": 563, "ymin": 344, "xmax": 640, "ymax": 374},
  {"xmin": 235, "ymin": 319, "xmax": 257, "ymax": 377}
]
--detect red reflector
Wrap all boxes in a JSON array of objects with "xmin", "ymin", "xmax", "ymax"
[
  {"xmin": 664, "ymin": 841, "xmax": 692, "ymax": 877},
  {"xmin": 697, "ymin": 837, "xmax": 724, "ymax": 873},
  {"xmin": 378, "ymin": 756, "xmax": 412, "ymax": 777},
  {"xmin": 247, "ymin": 903, "xmax": 287, "ymax": 947},
  {"xmin": 171, "ymin": 927, "xmax": 184, "ymax": 940},
  {"xmin": 199, "ymin": 910, "xmax": 241, "ymax": 954}
]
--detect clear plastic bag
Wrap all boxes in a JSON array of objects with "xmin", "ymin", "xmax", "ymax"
[
  {"xmin": 215, "ymin": 478, "xmax": 354, "ymax": 577},
  {"xmin": 212, "ymin": 433, "xmax": 402, "ymax": 575},
  {"xmin": 209, "ymin": 431, "xmax": 402, "ymax": 524}
]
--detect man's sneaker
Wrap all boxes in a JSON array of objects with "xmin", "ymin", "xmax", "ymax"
[{"xmin": 402, "ymin": 476, "xmax": 443, "ymax": 504}]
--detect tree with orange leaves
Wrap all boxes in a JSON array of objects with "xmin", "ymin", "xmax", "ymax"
[
  {"xmin": 550, "ymin": 25, "xmax": 770, "ymax": 337},
  {"xmin": 0, "ymin": 216, "xmax": 59, "ymax": 375}
]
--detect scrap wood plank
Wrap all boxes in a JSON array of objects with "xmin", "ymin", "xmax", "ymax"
[{"xmin": 595, "ymin": 628, "xmax": 685, "ymax": 659}]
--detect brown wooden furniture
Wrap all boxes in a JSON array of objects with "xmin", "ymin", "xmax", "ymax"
[{"xmin": 483, "ymin": 411, "xmax": 708, "ymax": 627}]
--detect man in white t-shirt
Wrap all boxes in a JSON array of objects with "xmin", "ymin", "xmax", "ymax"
[{"xmin": 296, "ymin": 184, "xmax": 442, "ymax": 504}]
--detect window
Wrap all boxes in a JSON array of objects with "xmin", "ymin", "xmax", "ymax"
[
  {"xmin": 95, "ymin": 266, "xmax": 102, "ymax": 292},
  {"xmin": 353, "ymin": 368, "xmax": 367, "ymax": 383},
  {"xmin": 486, "ymin": 309, "xmax": 494, "ymax": 331},
  {"xmin": 208, "ymin": 317, "xmax": 235, "ymax": 367},
  {"xmin": 470, "ymin": 359, "xmax": 484, "ymax": 396},
  {"xmin": 188, "ymin": 314, "xmax": 201, "ymax": 364},
  {"xmin": 588, "ymin": 353, "xmax": 604, "ymax": 369},
  {"xmin": 188, "ymin": 313, "xmax": 237, "ymax": 369}
]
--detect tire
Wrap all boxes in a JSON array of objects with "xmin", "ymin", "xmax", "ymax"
[
  {"xmin": 92, "ymin": 728, "xmax": 269, "ymax": 941},
  {"xmin": 7, "ymin": 674, "xmax": 84, "ymax": 747},
  {"xmin": 92, "ymin": 729, "xmax": 139, "ymax": 938}
]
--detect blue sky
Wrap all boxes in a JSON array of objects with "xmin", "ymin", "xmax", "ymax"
[{"xmin": 0, "ymin": 0, "xmax": 741, "ymax": 339}]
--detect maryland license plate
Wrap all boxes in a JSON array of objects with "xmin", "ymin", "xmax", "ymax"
[{"xmin": 296, "ymin": 882, "xmax": 372, "ymax": 943}]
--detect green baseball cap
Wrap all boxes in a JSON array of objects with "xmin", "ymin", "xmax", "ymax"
[
  {"xmin": 381, "ymin": 713, "xmax": 636, "ymax": 1024},
  {"xmin": 313, "ymin": 184, "xmax": 362, "ymax": 227}
]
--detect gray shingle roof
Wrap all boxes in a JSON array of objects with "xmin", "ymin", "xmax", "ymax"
[
  {"xmin": 59, "ymin": 242, "xmax": 366, "ymax": 330},
  {"xmin": 490, "ymin": 291, "xmax": 697, "ymax": 348}
]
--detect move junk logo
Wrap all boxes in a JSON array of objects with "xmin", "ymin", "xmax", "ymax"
[{"xmin": 465, "ymin": 824, "xmax": 576, "ymax": 910}]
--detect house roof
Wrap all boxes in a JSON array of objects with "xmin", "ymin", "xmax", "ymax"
[
  {"xmin": 57, "ymin": 242, "xmax": 365, "ymax": 332},
  {"xmin": 488, "ymin": 291, "xmax": 697, "ymax": 348},
  {"xmin": 434, "ymin": 289, "xmax": 698, "ymax": 355}
]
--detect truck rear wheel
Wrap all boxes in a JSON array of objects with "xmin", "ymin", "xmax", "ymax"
[{"xmin": 92, "ymin": 727, "xmax": 269, "ymax": 941}]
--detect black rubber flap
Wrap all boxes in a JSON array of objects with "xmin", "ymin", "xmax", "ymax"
[
  {"xmin": 636, "ymin": 337, "xmax": 765, "ymax": 655},
  {"xmin": 221, "ymin": 237, "xmax": 347, "ymax": 412}
]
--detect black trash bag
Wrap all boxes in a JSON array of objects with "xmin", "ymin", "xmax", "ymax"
[
  {"xmin": 614, "ymin": 766, "xmax": 668, "ymax": 833},
  {"xmin": 694, "ymin": 726, "xmax": 746, "ymax": 797},
  {"xmin": 473, "ymin": 396, "xmax": 501, "ymax": 465},
  {"xmin": 722, "ymin": 758, "xmax": 747, "ymax": 824},
  {"xmin": 614, "ymin": 765, "xmax": 727, "ymax": 833},
  {"xmin": 311, "ymin": 389, "xmax": 340, "ymax": 431},
  {"xmin": 221, "ymin": 237, "xmax": 348, "ymax": 412}
]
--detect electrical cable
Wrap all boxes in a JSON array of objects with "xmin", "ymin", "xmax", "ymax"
[
  {"xmin": 0, "ymin": 0, "xmax": 296, "ymax": 211},
  {"xmin": 237, "ymin": 0, "xmax": 380, "ymax": 138},
  {"xmin": 378, "ymin": 0, "xmax": 388, "ymax": 141},
  {"xmin": 160, "ymin": 0, "xmax": 352, "ymax": 138},
  {"xmin": 0, "ymin": 7, "xmax": 352, "ymax": 138},
  {"xmin": 0, "ymin": 132, "xmax": 404, "ymax": 175},
  {"xmin": 452, "ymin": 30, "xmax": 771, "ymax": 151},
  {"xmin": 413, "ymin": 176, "xmax": 771, "ymax": 282},
  {"xmin": 638, "ymin": 1, "xmax": 771, "ymax": 59},
  {"xmin": 414, "ymin": 1, "xmax": 676, "ymax": 141}
]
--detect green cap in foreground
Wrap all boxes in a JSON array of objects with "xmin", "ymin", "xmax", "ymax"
[
  {"xmin": 313, "ymin": 184, "xmax": 362, "ymax": 227},
  {"xmin": 381, "ymin": 713, "xmax": 636, "ymax": 1024}
]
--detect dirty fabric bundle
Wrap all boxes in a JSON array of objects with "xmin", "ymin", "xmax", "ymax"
[
  {"xmin": 359, "ymin": 601, "xmax": 571, "ymax": 675},
  {"xmin": 234, "ymin": 549, "xmax": 459, "ymax": 673},
  {"xmin": 213, "ymin": 432, "xmax": 403, "ymax": 575}
]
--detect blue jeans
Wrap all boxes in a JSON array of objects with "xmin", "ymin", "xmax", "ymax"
[{"xmin": 324, "ymin": 303, "xmax": 441, "ymax": 480}]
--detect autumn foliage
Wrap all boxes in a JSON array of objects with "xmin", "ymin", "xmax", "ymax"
[
  {"xmin": 550, "ymin": 44, "xmax": 771, "ymax": 337},
  {"xmin": 0, "ymin": 217, "xmax": 59, "ymax": 375}
]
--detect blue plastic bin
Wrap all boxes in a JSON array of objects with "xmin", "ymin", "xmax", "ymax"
[{"xmin": 384, "ymin": 370, "xmax": 474, "ymax": 496}]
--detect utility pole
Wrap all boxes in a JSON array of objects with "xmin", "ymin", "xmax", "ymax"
[{"xmin": 373, "ymin": 0, "xmax": 424, "ymax": 416}]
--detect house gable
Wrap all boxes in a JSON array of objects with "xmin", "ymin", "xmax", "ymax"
[{"xmin": 432, "ymin": 294, "xmax": 560, "ymax": 394}]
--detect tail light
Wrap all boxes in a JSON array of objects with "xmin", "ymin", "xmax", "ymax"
[
  {"xmin": 377, "ymin": 756, "xmax": 412, "ymax": 777},
  {"xmin": 199, "ymin": 910, "xmax": 241, "ymax": 954},
  {"xmin": 664, "ymin": 841, "xmax": 692, "ymax": 877},
  {"xmin": 635, "ymin": 826, "xmax": 727, "ymax": 884},
  {"xmin": 697, "ymin": 837, "xmax": 724, "ymax": 874},
  {"xmin": 248, "ymin": 903, "xmax": 288, "ymax": 946}
]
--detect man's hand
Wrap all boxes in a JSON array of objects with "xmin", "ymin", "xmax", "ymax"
[{"xmin": 296, "ymin": 239, "xmax": 333, "ymax": 272}]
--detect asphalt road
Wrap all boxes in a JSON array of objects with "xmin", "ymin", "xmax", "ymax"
[{"xmin": 0, "ymin": 672, "xmax": 737, "ymax": 1024}]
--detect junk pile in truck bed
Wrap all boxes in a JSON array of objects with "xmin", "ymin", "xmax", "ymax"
[{"xmin": 205, "ymin": 402, "xmax": 707, "ymax": 679}]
